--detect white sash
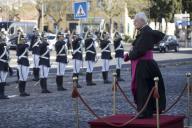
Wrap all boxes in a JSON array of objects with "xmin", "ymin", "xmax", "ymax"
[
  {"xmin": 101, "ymin": 44, "xmax": 110, "ymax": 53},
  {"xmin": 40, "ymin": 49, "xmax": 49, "ymax": 59},
  {"xmin": 18, "ymin": 48, "xmax": 28, "ymax": 60}
]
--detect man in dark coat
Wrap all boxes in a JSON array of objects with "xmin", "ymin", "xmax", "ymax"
[{"xmin": 124, "ymin": 12, "xmax": 166, "ymax": 118}]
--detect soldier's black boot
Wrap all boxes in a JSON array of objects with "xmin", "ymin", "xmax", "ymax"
[
  {"xmin": 40, "ymin": 78, "xmax": 51, "ymax": 93},
  {"xmin": 16, "ymin": 69, "xmax": 19, "ymax": 83},
  {"xmin": 73, "ymin": 73, "xmax": 81, "ymax": 88},
  {"xmin": 0, "ymin": 83, "xmax": 9, "ymax": 99},
  {"xmin": 116, "ymin": 69, "xmax": 124, "ymax": 81},
  {"xmin": 33, "ymin": 68, "xmax": 39, "ymax": 81},
  {"xmin": 19, "ymin": 81, "xmax": 30, "ymax": 97},
  {"xmin": 36, "ymin": 68, "xmax": 40, "ymax": 81},
  {"xmin": 103, "ymin": 71, "xmax": 112, "ymax": 84},
  {"xmin": 56, "ymin": 76, "xmax": 67, "ymax": 91},
  {"xmin": 102, "ymin": 72, "xmax": 106, "ymax": 83},
  {"xmin": 86, "ymin": 73, "xmax": 96, "ymax": 86},
  {"xmin": 9, "ymin": 66, "xmax": 14, "ymax": 76}
]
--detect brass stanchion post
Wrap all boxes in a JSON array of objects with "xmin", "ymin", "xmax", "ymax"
[
  {"xmin": 72, "ymin": 77, "xmax": 80, "ymax": 128},
  {"xmin": 186, "ymin": 72, "xmax": 191, "ymax": 127},
  {"xmin": 112, "ymin": 73, "xmax": 117, "ymax": 115},
  {"xmin": 154, "ymin": 77, "xmax": 160, "ymax": 128}
]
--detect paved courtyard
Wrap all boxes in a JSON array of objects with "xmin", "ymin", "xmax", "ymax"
[{"xmin": 0, "ymin": 58, "xmax": 192, "ymax": 128}]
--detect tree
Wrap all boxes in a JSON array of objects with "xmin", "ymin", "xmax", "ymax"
[
  {"xmin": 45, "ymin": 0, "xmax": 68, "ymax": 33},
  {"xmin": 182, "ymin": 0, "xmax": 192, "ymax": 20},
  {"xmin": 8, "ymin": 8, "xmax": 20, "ymax": 21},
  {"xmin": 35, "ymin": 0, "xmax": 69, "ymax": 33},
  {"xmin": 149, "ymin": 0, "xmax": 182, "ymax": 33},
  {"xmin": 99, "ymin": 0, "xmax": 125, "ymax": 35},
  {"xmin": 35, "ymin": 0, "xmax": 44, "ymax": 29},
  {"xmin": 125, "ymin": 0, "xmax": 149, "ymax": 18}
]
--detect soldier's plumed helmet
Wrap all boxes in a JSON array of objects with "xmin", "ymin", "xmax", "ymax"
[
  {"xmin": 87, "ymin": 32, "xmax": 93, "ymax": 38},
  {"xmin": 33, "ymin": 26, "xmax": 39, "ymax": 32},
  {"xmin": 114, "ymin": 32, "xmax": 121, "ymax": 38},
  {"xmin": 57, "ymin": 32, "xmax": 64, "ymax": 39},
  {"xmin": 17, "ymin": 27, "xmax": 23, "ymax": 33},
  {"xmin": 102, "ymin": 32, "xmax": 109, "ymax": 39},
  {"xmin": 18, "ymin": 34, "xmax": 26, "ymax": 44},
  {"xmin": 114, "ymin": 32, "xmax": 121, "ymax": 41},
  {"xmin": 72, "ymin": 33, "xmax": 78, "ymax": 39}
]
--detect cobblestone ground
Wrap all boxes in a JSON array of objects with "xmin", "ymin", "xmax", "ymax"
[{"xmin": 0, "ymin": 61, "xmax": 192, "ymax": 128}]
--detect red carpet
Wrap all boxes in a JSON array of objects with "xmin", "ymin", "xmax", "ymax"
[{"xmin": 88, "ymin": 114, "xmax": 185, "ymax": 128}]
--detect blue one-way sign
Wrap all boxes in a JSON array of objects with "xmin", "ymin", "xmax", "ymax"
[{"xmin": 74, "ymin": 2, "xmax": 87, "ymax": 19}]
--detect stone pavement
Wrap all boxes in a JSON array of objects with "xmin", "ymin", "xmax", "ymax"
[{"xmin": 0, "ymin": 60, "xmax": 192, "ymax": 128}]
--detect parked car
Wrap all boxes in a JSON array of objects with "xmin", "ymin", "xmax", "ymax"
[
  {"xmin": 154, "ymin": 35, "xmax": 179, "ymax": 53},
  {"xmin": 0, "ymin": 21, "xmax": 14, "ymax": 31},
  {"xmin": 7, "ymin": 22, "xmax": 37, "ymax": 49},
  {"xmin": 46, "ymin": 33, "xmax": 57, "ymax": 50}
]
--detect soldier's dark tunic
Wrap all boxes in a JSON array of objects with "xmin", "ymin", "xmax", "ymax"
[
  {"xmin": 39, "ymin": 41, "xmax": 50, "ymax": 67},
  {"xmin": 30, "ymin": 34, "xmax": 40, "ymax": 55},
  {"xmin": 55, "ymin": 40, "xmax": 68, "ymax": 64},
  {"xmin": 16, "ymin": 43, "xmax": 29, "ymax": 66},
  {"xmin": 129, "ymin": 25, "xmax": 166, "ymax": 116},
  {"xmin": 114, "ymin": 38, "xmax": 124, "ymax": 58},
  {"xmin": 100, "ymin": 39, "xmax": 112, "ymax": 59},
  {"xmin": 0, "ymin": 43, "xmax": 8, "ymax": 71},
  {"xmin": 85, "ymin": 38, "xmax": 96, "ymax": 61},
  {"xmin": 72, "ymin": 37, "xmax": 83, "ymax": 61}
]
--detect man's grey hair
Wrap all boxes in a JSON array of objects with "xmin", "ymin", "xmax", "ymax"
[{"xmin": 134, "ymin": 12, "xmax": 148, "ymax": 24}]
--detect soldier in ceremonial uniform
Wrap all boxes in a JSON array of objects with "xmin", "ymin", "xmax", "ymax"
[
  {"xmin": 39, "ymin": 35, "xmax": 51, "ymax": 93},
  {"xmin": 100, "ymin": 32, "xmax": 112, "ymax": 84},
  {"xmin": 16, "ymin": 33, "xmax": 30, "ymax": 97},
  {"xmin": 55, "ymin": 32, "xmax": 68, "ymax": 91},
  {"xmin": 113, "ymin": 32, "xmax": 124, "ymax": 81},
  {"xmin": 0, "ymin": 32, "xmax": 9, "ymax": 99},
  {"xmin": 12, "ymin": 27, "xmax": 23, "ymax": 81},
  {"xmin": 84, "ymin": 32, "xmax": 96, "ymax": 86},
  {"xmin": 72, "ymin": 33, "xmax": 83, "ymax": 88},
  {"xmin": 0, "ymin": 28, "xmax": 13, "ymax": 76},
  {"xmin": 30, "ymin": 27, "xmax": 40, "ymax": 81}
]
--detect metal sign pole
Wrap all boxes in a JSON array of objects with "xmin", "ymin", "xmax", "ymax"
[{"xmin": 186, "ymin": 72, "xmax": 191, "ymax": 126}]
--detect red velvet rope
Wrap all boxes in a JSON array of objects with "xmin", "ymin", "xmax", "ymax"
[{"xmin": 72, "ymin": 83, "xmax": 156, "ymax": 127}]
